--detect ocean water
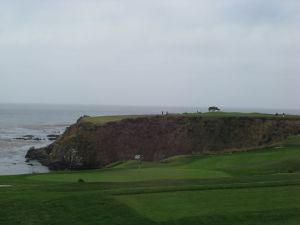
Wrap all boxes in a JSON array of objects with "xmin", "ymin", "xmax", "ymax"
[
  {"xmin": 0, "ymin": 103, "xmax": 299, "ymax": 175},
  {"xmin": 0, "ymin": 104, "xmax": 199, "ymax": 175}
]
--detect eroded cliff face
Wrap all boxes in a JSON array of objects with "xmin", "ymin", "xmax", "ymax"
[{"xmin": 26, "ymin": 115, "xmax": 300, "ymax": 170}]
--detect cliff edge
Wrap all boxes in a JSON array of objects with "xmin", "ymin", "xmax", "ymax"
[{"xmin": 26, "ymin": 113, "xmax": 300, "ymax": 170}]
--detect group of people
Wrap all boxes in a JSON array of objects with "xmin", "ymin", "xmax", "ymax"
[
  {"xmin": 275, "ymin": 112, "xmax": 286, "ymax": 117},
  {"xmin": 161, "ymin": 111, "xmax": 169, "ymax": 115}
]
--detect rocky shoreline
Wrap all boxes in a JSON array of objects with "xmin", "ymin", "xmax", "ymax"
[{"xmin": 14, "ymin": 134, "xmax": 60, "ymax": 141}]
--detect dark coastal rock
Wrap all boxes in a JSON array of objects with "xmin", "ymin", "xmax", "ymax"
[
  {"xmin": 26, "ymin": 147, "xmax": 54, "ymax": 168},
  {"xmin": 26, "ymin": 115, "xmax": 300, "ymax": 171},
  {"xmin": 26, "ymin": 145, "xmax": 83, "ymax": 170},
  {"xmin": 33, "ymin": 138, "xmax": 43, "ymax": 141},
  {"xmin": 47, "ymin": 134, "xmax": 60, "ymax": 141},
  {"xmin": 48, "ymin": 138, "xmax": 57, "ymax": 141},
  {"xmin": 14, "ymin": 135, "xmax": 43, "ymax": 141}
]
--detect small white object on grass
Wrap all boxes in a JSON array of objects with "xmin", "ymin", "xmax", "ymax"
[
  {"xmin": 0, "ymin": 185, "xmax": 11, "ymax": 188},
  {"xmin": 134, "ymin": 155, "xmax": 141, "ymax": 160}
]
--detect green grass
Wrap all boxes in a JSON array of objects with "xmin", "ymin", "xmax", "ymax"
[
  {"xmin": 1, "ymin": 146, "xmax": 300, "ymax": 225},
  {"xmin": 27, "ymin": 146, "xmax": 300, "ymax": 183},
  {"xmin": 116, "ymin": 185, "xmax": 300, "ymax": 222},
  {"xmin": 192, "ymin": 111, "xmax": 300, "ymax": 119},
  {"xmin": 78, "ymin": 112, "xmax": 300, "ymax": 125},
  {"xmin": 79, "ymin": 115, "xmax": 143, "ymax": 124},
  {"xmin": 29, "ymin": 167, "xmax": 230, "ymax": 183}
]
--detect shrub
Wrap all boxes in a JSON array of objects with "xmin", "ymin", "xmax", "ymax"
[{"xmin": 77, "ymin": 178, "xmax": 85, "ymax": 183}]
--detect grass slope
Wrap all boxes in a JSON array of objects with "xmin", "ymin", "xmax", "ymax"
[
  {"xmin": 1, "ymin": 145, "xmax": 300, "ymax": 225},
  {"xmin": 79, "ymin": 115, "xmax": 142, "ymax": 124},
  {"xmin": 116, "ymin": 185, "xmax": 300, "ymax": 222}
]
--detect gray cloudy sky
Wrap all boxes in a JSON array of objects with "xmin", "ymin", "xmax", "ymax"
[{"xmin": 0, "ymin": 0, "xmax": 299, "ymax": 109}]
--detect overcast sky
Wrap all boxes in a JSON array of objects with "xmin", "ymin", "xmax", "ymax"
[{"xmin": 0, "ymin": 0, "xmax": 299, "ymax": 109}]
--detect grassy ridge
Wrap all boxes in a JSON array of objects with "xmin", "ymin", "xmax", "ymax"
[
  {"xmin": 1, "ymin": 145, "xmax": 300, "ymax": 225},
  {"xmin": 79, "ymin": 112, "xmax": 300, "ymax": 125}
]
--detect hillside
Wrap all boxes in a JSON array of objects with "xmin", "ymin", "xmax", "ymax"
[
  {"xmin": 2, "ymin": 145, "xmax": 300, "ymax": 225},
  {"xmin": 26, "ymin": 112, "xmax": 300, "ymax": 170}
]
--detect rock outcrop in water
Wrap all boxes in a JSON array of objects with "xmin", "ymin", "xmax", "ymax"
[{"xmin": 26, "ymin": 115, "xmax": 300, "ymax": 170}]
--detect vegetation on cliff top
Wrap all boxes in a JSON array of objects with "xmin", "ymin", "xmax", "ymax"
[
  {"xmin": 79, "ymin": 115, "xmax": 143, "ymax": 124},
  {"xmin": 79, "ymin": 112, "xmax": 300, "ymax": 125}
]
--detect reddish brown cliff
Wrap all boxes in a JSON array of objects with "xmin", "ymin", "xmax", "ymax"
[{"xmin": 26, "ymin": 115, "xmax": 300, "ymax": 170}]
